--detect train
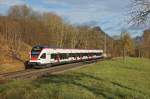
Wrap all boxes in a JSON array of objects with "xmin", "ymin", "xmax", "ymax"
[{"xmin": 25, "ymin": 45, "xmax": 104, "ymax": 68}]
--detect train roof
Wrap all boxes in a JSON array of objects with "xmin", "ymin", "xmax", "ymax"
[{"xmin": 33, "ymin": 45, "xmax": 103, "ymax": 51}]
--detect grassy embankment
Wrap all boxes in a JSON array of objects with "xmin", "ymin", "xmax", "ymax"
[{"xmin": 0, "ymin": 57, "xmax": 150, "ymax": 99}]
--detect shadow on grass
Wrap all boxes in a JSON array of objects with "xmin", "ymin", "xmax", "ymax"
[
  {"xmin": 32, "ymin": 72, "xmax": 143, "ymax": 99},
  {"xmin": 81, "ymin": 73, "xmax": 149, "ymax": 97}
]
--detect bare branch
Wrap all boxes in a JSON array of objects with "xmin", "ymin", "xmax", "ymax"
[{"xmin": 129, "ymin": 0, "xmax": 150, "ymax": 25}]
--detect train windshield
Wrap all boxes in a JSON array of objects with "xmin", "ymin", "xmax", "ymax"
[{"xmin": 31, "ymin": 46, "xmax": 44, "ymax": 58}]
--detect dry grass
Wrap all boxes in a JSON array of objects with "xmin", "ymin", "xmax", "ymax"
[
  {"xmin": 0, "ymin": 63, "xmax": 24, "ymax": 73},
  {"xmin": 0, "ymin": 36, "xmax": 31, "ymax": 73}
]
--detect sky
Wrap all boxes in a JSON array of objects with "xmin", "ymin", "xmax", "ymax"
[{"xmin": 0, "ymin": 0, "xmax": 148, "ymax": 37}]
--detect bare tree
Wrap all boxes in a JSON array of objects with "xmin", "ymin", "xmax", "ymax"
[
  {"xmin": 130, "ymin": 0, "xmax": 150, "ymax": 25},
  {"xmin": 8, "ymin": 5, "xmax": 31, "ymax": 19}
]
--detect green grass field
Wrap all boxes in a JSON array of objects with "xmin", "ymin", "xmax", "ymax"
[{"xmin": 0, "ymin": 57, "xmax": 150, "ymax": 99}]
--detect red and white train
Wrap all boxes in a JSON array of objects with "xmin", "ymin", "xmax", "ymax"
[{"xmin": 26, "ymin": 45, "xmax": 104, "ymax": 68}]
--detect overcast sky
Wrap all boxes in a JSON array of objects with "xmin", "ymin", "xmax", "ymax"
[{"xmin": 0, "ymin": 0, "xmax": 148, "ymax": 36}]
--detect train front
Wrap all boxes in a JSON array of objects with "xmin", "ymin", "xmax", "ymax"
[{"xmin": 25, "ymin": 45, "xmax": 48, "ymax": 68}]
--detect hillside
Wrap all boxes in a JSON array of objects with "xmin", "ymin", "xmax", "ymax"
[
  {"xmin": 0, "ymin": 36, "xmax": 31, "ymax": 73},
  {"xmin": 0, "ymin": 57, "xmax": 150, "ymax": 99}
]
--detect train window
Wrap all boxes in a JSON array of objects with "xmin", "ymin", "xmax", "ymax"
[
  {"xmin": 95, "ymin": 53, "xmax": 102, "ymax": 56},
  {"xmin": 59, "ymin": 53, "xmax": 64, "ymax": 59},
  {"xmin": 67, "ymin": 53, "xmax": 69, "ymax": 58},
  {"xmin": 72, "ymin": 53, "xmax": 75, "ymax": 57},
  {"xmin": 99, "ymin": 53, "xmax": 102, "ymax": 56},
  {"xmin": 75, "ymin": 53, "xmax": 78, "ymax": 57},
  {"xmin": 62, "ymin": 53, "xmax": 65, "ymax": 59},
  {"xmin": 69, "ymin": 53, "xmax": 74, "ymax": 57},
  {"xmin": 69, "ymin": 53, "xmax": 75, "ymax": 58},
  {"xmin": 68, "ymin": 53, "xmax": 70, "ymax": 57},
  {"xmin": 85, "ymin": 53, "xmax": 88, "ymax": 56},
  {"xmin": 31, "ymin": 51, "xmax": 40, "ymax": 58},
  {"xmin": 94, "ymin": 53, "xmax": 96, "ymax": 56},
  {"xmin": 51, "ymin": 54, "xmax": 56, "ymax": 59},
  {"xmin": 69, "ymin": 53, "xmax": 72, "ymax": 57},
  {"xmin": 40, "ymin": 53, "xmax": 46, "ymax": 59},
  {"xmin": 83, "ymin": 53, "xmax": 87, "ymax": 56},
  {"xmin": 31, "ymin": 54, "xmax": 39, "ymax": 59},
  {"xmin": 61, "ymin": 53, "xmax": 68, "ymax": 59},
  {"xmin": 95, "ymin": 53, "xmax": 98, "ymax": 56}
]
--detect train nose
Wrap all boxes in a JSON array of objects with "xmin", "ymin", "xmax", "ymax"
[{"xmin": 31, "ymin": 57, "xmax": 37, "ymax": 60}]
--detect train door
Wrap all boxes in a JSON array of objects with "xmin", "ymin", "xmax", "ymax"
[
  {"xmin": 50, "ymin": 53, "xmax": 60, "ymax": 64},
  {"xmin": 40, "ymin": 53, "xmax": 49, "ymax": 64}
]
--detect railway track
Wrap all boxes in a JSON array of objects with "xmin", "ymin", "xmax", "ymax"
[{"xmin": 0, "ymin": 59, "xmax": 104, "ymax": 81}]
